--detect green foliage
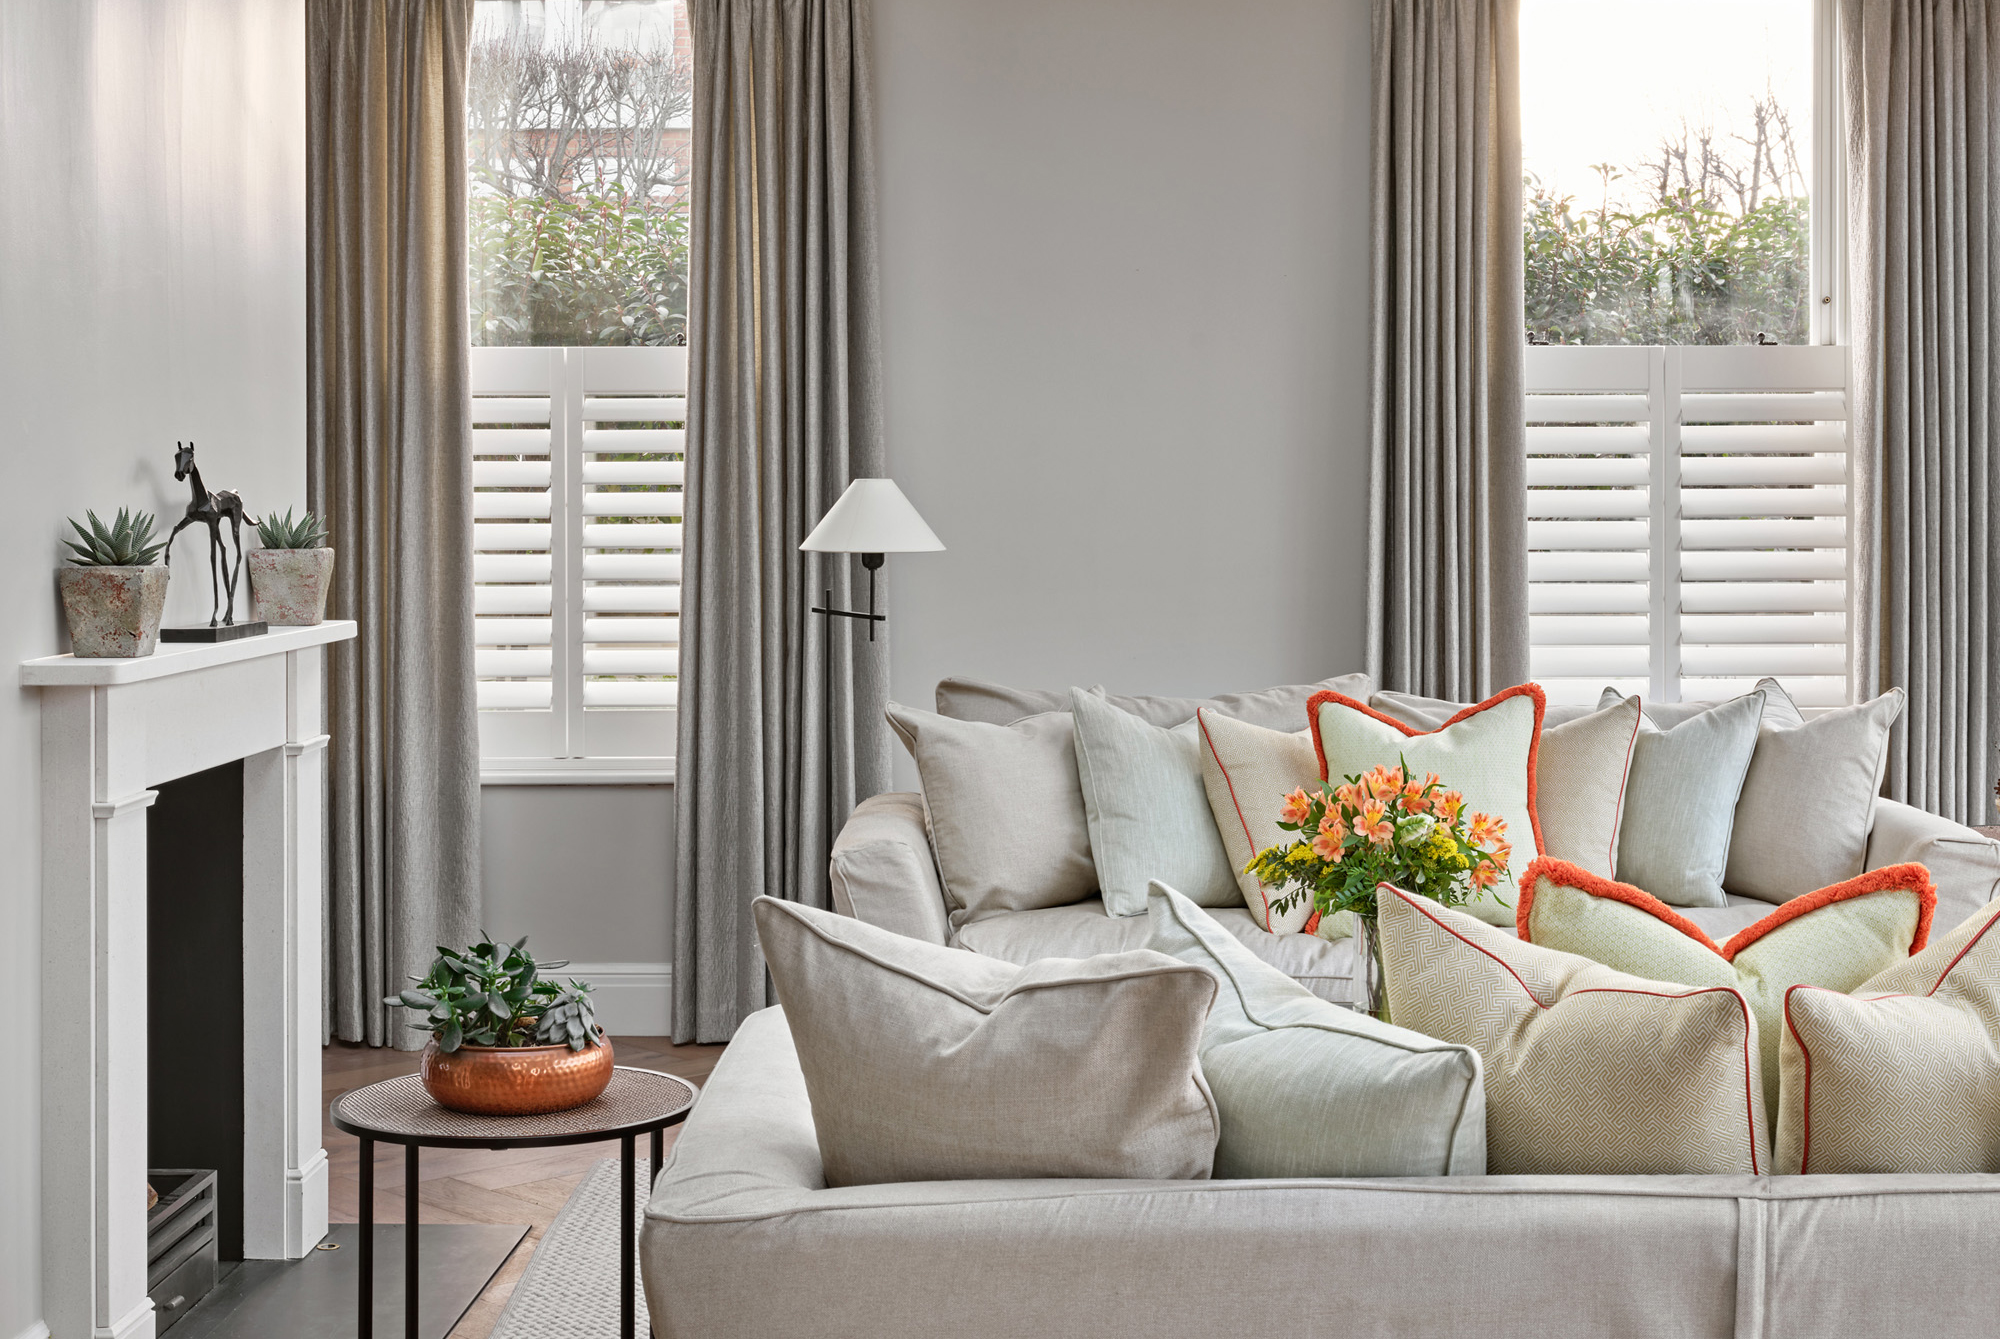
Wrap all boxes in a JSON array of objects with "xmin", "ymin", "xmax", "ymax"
[
  {"xmin": 254, "ymin": 507, "xmax": 328, "ymax": 550},
  {"xmin": 470, "ymin": 186, "xmax": 688, "ymax": 347},
  {"xmin": 1525, "ymin": 186, "xmax": 1808, "ymax": 346},
  {"xmin": 64, "ymin": 508, "xmax": 165, "ymax": 567},
  {"xmin": 384, "ymin": 935, "xmax": 601, "ymax": 1053}
]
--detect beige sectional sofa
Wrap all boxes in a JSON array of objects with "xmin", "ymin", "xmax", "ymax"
[{"xmin": 641, "ymin": 681, "xmax": 2000, "ymax": 1337}]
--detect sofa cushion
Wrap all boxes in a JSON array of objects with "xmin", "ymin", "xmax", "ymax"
[
  {"xmin": 1379, "ymin": 884, "xmax": 1769, "ymax": 1174},
  {"xmin": 1724, "ymin": 683, "xmax": 1906, "ymax": 904},
  {"xmin": 1071, "ymin": 690, "xmax": 1240, "ymax": 915},
  {"xmin": 1534, "ymin": 695, "xmax": 1642, "ymax": 881},
  {"xmin": 1310, "ymin": 685, "xmax": 1544, "ymax": 926},
  {"xmin": 1146, "ymin": 884, "xmax": 1485, "ymax": 1177},
  {"xmin": 935, "ymin": 672, "xmax": 1371, "ymax": 729},
  {"xmin": 753, "ymin": 896, "xmax": 1219, "ymax": 1186},
  {"xmin": 1193, "ymin": 710, "xmax": 1325, "ymax": 934},
  {"xmin": 1369, "ymin": 689, "xmax": 1594, "ymax": 730},
  {"xmin": 886, "ymin": 703, "xmax": 1096, "ymax": 928},
  {"xmin": 1778, "ymin": 897, "xmax": 2000, "ymax": 1174},
  {"xmin": 1604, "ymin": 690, "xmax": 1763, "ymax": 907},
  {"xmin": 1520, "ymin": 857, "xmax": 1937, "ymax": 1113},
  {"xmin": 1867, "ymin": 797, "xmax": 2000, "ymax": 932},
  {"xmin": 953, "ymin": 898, "xmax": 1357, "ymax": 1002}
]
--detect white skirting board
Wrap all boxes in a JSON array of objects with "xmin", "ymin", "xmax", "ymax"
[
  {"xmin": 564, "ymin": 963, "xmax": 673, "ymax": 1038},
  {"xmin": 10, "ymin": 1322, "xmax": 51, "ymax": 1339}
]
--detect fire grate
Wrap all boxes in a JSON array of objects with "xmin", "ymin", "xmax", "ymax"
[{"xmin": 147, "ymin": 1170, "xmax": 219, "ymax": 1333}]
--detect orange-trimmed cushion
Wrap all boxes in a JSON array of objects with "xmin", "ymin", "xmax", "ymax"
[
  {"xmin": 1308, "ymin": 684, "xmax": 1545, "ymax": 927},
  {"xmin": 1379, "ymin": 883, "xmax": 1767, "ymax": 1174},
  {"xmin": 1779, "ymin": 898, "xmax": 2000, "ymax": 1173},
  {"xmin": 1520, "ymin": 857, "xmax": 1936, "ymax": 1114}
]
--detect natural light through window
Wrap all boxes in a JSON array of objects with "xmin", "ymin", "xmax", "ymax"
[{"xmin": 1520, "ymin": 0, "xmax": 1813, "ymax": 346}]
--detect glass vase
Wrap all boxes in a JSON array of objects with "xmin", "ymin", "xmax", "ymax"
[{"xmin": 1348, "ymin": 913, "xmax": 1386, "ymax": 1019}]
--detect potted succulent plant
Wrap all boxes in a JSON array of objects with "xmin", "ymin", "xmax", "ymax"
[
  {"xmin": 58, "ymin": 509, "xmax": 171, "ymax": 658},
  {"xmin": 247, "ymin": 508, "xmax": 334, "ymax": 626},
  {"xmin": 385, "ymin": 936, "xmax": 611, "ymax": 1116}
]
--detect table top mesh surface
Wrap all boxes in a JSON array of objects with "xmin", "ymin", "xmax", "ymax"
[{"xmin": 332, "ymin": 1066, "xmax": 696, "ymax": 1142}]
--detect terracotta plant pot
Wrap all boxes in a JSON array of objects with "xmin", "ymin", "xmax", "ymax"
[
  {"xmin": 419, "ymin": 1032, "xmax": 614, "ymax": 1116},
  {"xmin": 247, "ymin": 547, "xmax": 334, "ymax": 626},
  {"xmin": 58, "ymin": 565, "xmax": 170, "ymax": 658}
]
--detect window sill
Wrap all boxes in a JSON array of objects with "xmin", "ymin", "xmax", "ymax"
[{"xmin": 480, "ymin": 763, "xmax": 675, "ymax": 785}]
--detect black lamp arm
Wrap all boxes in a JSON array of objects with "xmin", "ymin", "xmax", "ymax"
[{"xmin": 808, "ymin": 552, "xmax": 886, "ymax": 641}]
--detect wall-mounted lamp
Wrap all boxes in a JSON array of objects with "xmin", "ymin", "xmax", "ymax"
[{"xmin": 799, "ymin": 478, "xmax": 944, "ymax": 641}]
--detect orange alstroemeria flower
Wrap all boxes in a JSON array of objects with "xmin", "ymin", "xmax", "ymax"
[
  {"xmin": 1400, "ymin": 776, "xmax": 1432, "ymax": 814},
  {"xmin": 1278, "ymin": 787, "xmax": 1316, "ymax": 827},
  {"xmin": 1434, "ymin": 790, "xmax": 1466, "ymax": 824},
  {"xmin": 1353, "ymin": 799, "xmax": 1394, "ymax": 848},
  {"xmin": 1366, "ymin": 766, "xmax": 1405, "ymax": 804},
  {"xmin": 1467, "ymin": 812, "xmax": 1507, "ymax": 849},
  {"xmin": 1469, "ymin": 859, "xmax": 1501, "ymax": 890},
  {"xmin": 1311, "ymin": 830, "xmax": 1345, "ymax": 862}
]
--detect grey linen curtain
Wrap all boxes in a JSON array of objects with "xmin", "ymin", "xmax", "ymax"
[
  {"xmin": 1366, "ymin": 0, "xmax": 1529, "ymax": 701},
  {"xmin": 674, "ymin": 0, "xmax": 888, "ymax": 1043},
  {"xmin": 308, "ymin": 0, "xmax": 482, "ymax": 1048},
  {"xmin": 1845, "ymin": 0, "xmax": 2000, "ymax": 825}
]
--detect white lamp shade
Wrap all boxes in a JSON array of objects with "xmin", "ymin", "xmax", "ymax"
[{"xmin": 799, "ymin": 478, "xmax": 945, "ymax": 554}]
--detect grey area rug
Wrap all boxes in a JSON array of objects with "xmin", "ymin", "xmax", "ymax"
[{"xmin": 490, "ymin": 1157, "xmax": 651, "ymax": 1339}]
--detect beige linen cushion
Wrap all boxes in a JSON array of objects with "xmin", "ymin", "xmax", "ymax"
[
  {"xmin": 1724, "ymin": 682, "xmax": 1906, "ymax": 903},
  {"xmin": 1534, "ymin": 695, "xmax": 1642, "ymax": 880},
  {"xmin": 753, "ymin": 896, "xmax": 1219, "ymax": 1186},
  {"xmin": 1070, "ymin": 690, "xmax": 1240, "ymax": 915},
  {"xmin": 936, "ymin": 672, "xmax": 1371, "ymax": 729},
  {"xmin": 1379, "ymin": 884, "xmax": 1769, "ymax": 1174},
  {"xmin": 1311, "ymin": 686, "xmax": 1545, "ymax": 927},
  {"xmin": 1194, "ymin": 710, "xmax": 1323, "ymax": 933},
  {"xmin": 1777, "ymin": 898, "xmax": 2000, "ymax": 1174},
  {"xmin": 1146, "ymin": 884, "xmax": 1485, "ymax": 1177},
  {"xmin": 886, "ymin": 703, "xmax": 1096, "ymax": 929}
]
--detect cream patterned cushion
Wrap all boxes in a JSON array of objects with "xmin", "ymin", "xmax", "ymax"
[
  {"xmin": 886, "ymin": 703, "xmax": 1096, "ymax": 929},
  {"xmin": 1777, "ymin": 898, "xmax": 2000, "ymax": 1173},
  {"xmin": 1310, "ymin": 686, "xmax": 1544, "ymax": 927},
  {"xmin": 753, "ymin": 896, "xmax": 1220, "ymax": 1186},
  {"xmin": 1194, "ymin": 710, "xmax": 1324, "ymax": 934},
  {"xmin": 1146, "ymin": 883, "xmax": 1485, "ymax": 1177},
  {"xmin": 1519, "ymin": 857, "xmax": 1936, "ymax": 1114},
  {"xmin": 1379, "ymin": 883, "xmax": 1769, "ymax": 1174}
]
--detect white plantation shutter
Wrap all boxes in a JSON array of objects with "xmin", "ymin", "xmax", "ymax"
[
  {"xmin": 472, "ymin": 346, "xmax": 683, "ymax": 776},
  {"xmin": 1525, "ymin": 344, "xmax": 1849, "ymax": 707}
]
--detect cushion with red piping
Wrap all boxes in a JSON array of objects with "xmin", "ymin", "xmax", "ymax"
[
  {"xmin": 1378, "ymin": 883, "xmax": 1768, "ymax": 1174},
  {"xmin": 1194, "ymin": 710, "xmax": 1328, "ymax": 935},
  {"xmin": 1777, "ymin": 897, "xmax": 2000, "ymax": 1173},
  {"xmin": 1308, "ymin": 685, "xmax": 1545, "ymax": 927},
  {"xmin": 1519, "ymin": 856, "xmax": 1936, "ymax": 1116}
]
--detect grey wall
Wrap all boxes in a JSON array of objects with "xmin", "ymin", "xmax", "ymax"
[
  {"xmin": 0, "ymin": 2, "xmax": 307, "ymax": 1333},
  {"xmin": 480, "ymin": 785, "xmax": 673, "ymax": 963},
  {"xmin": 873, "ymin": 0, "xmax": 1376, "ymax": 759}
]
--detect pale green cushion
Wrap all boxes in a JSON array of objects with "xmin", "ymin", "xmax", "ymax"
[
  {"xmin": 1071, "ymin": 690, "xmax": 1239, "ymax": 916},
  {"xmin": 1598, "ymin": 690, "xmax": 1764, "ymax": 908},
  {"xmin": 1145, "ymin": 883, "xmax": 1487, "ymax": 1178}
]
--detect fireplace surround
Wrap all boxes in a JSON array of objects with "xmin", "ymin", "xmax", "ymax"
[{"xmin": 25, "ymin": 621, "xmax": 356, "ymax": 1339}]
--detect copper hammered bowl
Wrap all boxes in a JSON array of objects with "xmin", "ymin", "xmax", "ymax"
[{"xmin": 419, "ymin": 1032, "xmax": 614, "ymax": 1116}]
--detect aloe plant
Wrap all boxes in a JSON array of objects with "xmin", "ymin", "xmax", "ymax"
[
  {"xmin": 254, "ymin": 508, "xmax": 329, "ymax": 550},
  {"xmin": 63, "ymin": 509, "xmax": 166, "ymax": 567},
  {"xmin": 384, "ymin": 935, "xmax": 601, "ymax": 1052}
]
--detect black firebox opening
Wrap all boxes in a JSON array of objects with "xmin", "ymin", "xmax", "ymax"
[{"xmin": 148, "ymin": 758, "xmax": 246, "ymax": 1262}]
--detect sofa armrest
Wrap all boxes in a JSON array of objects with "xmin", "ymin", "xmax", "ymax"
[
  {"xmin": 1866, "ymin": 797, "xmax": 2000, "ymax": 934},
  {"xmin": 829, "ymin": 792, "xmax": 951, "ymax": 945}
]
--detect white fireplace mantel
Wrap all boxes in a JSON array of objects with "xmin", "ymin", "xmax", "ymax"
[{"xmin": 26, "ymin": 620, "xmax": 356, "ymax": 1339}]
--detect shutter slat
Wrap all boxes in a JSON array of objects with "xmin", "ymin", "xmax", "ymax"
[
  {"xmin": 583, "ymin": 586, "xmax": 682, "ymax": 614},
  {"xmin": 582, "ymin": 553, "xmax": 681, "ymax": 580},
  {"xmin": 1679, "ymin": 456, "xmax": 1845, "ymax": 486},
  {"xmin": 474, "ymin": 586, "xmax": 553, "ymax": 616},
  {"xmin": 478, "ymin": 681, "xmax": 553, "ymax": 709},
  {"xmin": 1526, "ymin": 457, "xmax": 1650, "ymax": 487},
  {"xmin": 1681, "ymin": 550, "xmax": 1846, "ymax": 580},
  {"xmin": 1530, "ymin": 552, "xmax": 1651, "ymax": 580},
  {"xmin": 1526, "ymin": 424, "xmax": 1651, "ymax": 453},
  {"xmin": 471, "ymin": 397, "xmax": 552, "ymax": 425},
  {"xmin": 475, "ymin": 617, "xmax": 552, "ymax": 646},
  {"xmin": 1679, "ymin": 423, "xmax": 1844, "ymax": 454},
  {"xmin": 1680, "ymin": 613, "xmax": 1847, "ymax": 644},
  {"xmin": 1531, "ymin": 615, "xmax": 1649, "ymax": 645},
  {"xmin": 582, "ymin": 522, "xmax": 681, "ymax": 548},
  {"xmin": 474, "ymin": 554, "xmax": 552, "ymax": 582},
  {"xmin": 582, "ymin": 429, "xmax": 685, "ymax": 455},
  {"xmin": 472, "ymin": 430, "xmax": 553, "ymax": 457},
  {"xmin": 582, "ymin": 492, "xmax": 682, "ymax": 518},
  {"xmin": 583, "ymin": 648, "xmax": 679, "ymax": 675},
  {"xmin": 582, "ymin": 680, "xmax": 679, "ymax": 707},
  {"xmin": 1679, "ymin": 582, "xmax": 1846, "ymax": 613},
  {"xmin": 474, "ymin": 460, "xmax": 552, "ymax": 488},
  {"xmin": 1680, "ymin": 644, "xmax": 1847, "ymax": 675},
  {"xmin": 1680, "ymin": 676, "xmax": 1848, "ymax": 706},
  {"xmin": 1527, "ymin": 489, "xmax": 1649, "ymax": 520},
  {"xmin": 583, "ymin": 396, "xmax": 687, "ymax": 422},
  {"xmin": 1680, "ymin": 517, "xmax": 1845, "ymax": 548},
  {"xmin": 477, "ymin": 649, "xmax": 553, "ymax": 677},
  {"xmin": 1527, "ymin": 520, "xmax": 1650, "ymax": 549},
  {"xmin": 1679, "ymin": 487, "xmax": 1847, "ymax": 518},
  {"xmin": 1681, "ymin": 391, "xmax": 1846, "ymax": 422},
  {"xmin": 1525, "ymin": 395, "xmax": 1650, "ymax": 423},
  {"xmin": 473, "ymin": 523, "xmax": 553, "ymax": 551},
  {"xmin": 1530, "ymin": 584, "xmax": 1650, "ymax": 613},
  {"xmin": 583, "ymin": 616, "xmax": 679, "ymax": 643},
  {"xmin": 581, "ymin": 460, "xmax": 684, "ymax": 486},
  {"xmin": 473, "ymin": 492, "xmax": 553, "ymax": 520},
  {"xmin": 1530, "ymin": 646, "xmax": 1652, "ymax": 675}
]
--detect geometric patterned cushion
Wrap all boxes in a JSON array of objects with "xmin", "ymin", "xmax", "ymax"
[
  {"xmin": 1778, "ymin": 898, "xmax": 2000, "ymax": 1173},
  {"xmin": 1379, "ymin": 884, "xmax": 1769, "ymax": 1174},
  {"xmin": 1519, "ymin": 857, "xmax": 1936, "ymax": 1117}
]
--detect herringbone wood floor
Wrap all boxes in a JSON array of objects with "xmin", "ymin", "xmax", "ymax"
[{"xmin": 322, "ymin": 1036, "xmax": 724, "ymax": 1339}]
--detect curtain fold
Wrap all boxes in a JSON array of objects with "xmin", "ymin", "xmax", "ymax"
[
  {"xmin": 1366, "ymin": 0, "xmax": 1528, "ymax": 701},
  {"xmin": 674, "ymin": 0, "xmax": 888, "ymax": 1044},
  {"xmin": 1845, "ymin": 0, "xmax": 2000, "ymax": 826},
  {"xmin": 308, "ymin": 0, "xmax": 482, "ymax": 1048}
]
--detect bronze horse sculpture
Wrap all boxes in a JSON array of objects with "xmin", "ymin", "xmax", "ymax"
[{"xmin": 165, "ymin": 442, "xmax": 254, "ymax": 627}]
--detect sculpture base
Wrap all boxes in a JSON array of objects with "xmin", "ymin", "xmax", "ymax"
[{"xmin": 161, "ymin": 621, "xmax": 269, "ymax": 643}]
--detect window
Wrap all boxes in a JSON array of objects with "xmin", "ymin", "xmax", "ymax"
[
  {"xmin": 467, "ymin": 0, "xmax": 690, "ymax": 778},
  {"xmin": 1520, "ymin": 0, "xmax": 1848, "ymax": 706}
]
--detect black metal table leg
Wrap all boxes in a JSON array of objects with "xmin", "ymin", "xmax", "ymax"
[
  {"xmin": 406, "ymin": 1143, "xmax": 420, "ymax": 1339},
  {"xmin": 359, "ymin": 1135, "xmax": 374, "ymax": 1339},
  {"xmin": 650, "ymin": 1126, "xmax": 662, "ymax": 1182},
  {"xmin": 622, "ymin": 1132, "xmax": 637, "ymax": 1339}
]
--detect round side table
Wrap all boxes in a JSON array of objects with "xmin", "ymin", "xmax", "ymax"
[{"xmin": 331, "ymin": 1065, "xmax": 698, "ymax": 1339}]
